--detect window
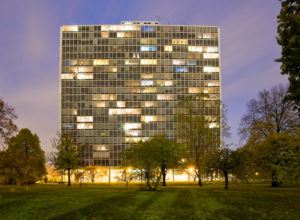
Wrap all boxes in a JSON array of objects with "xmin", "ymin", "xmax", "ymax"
[
  {"xmin": 203, "ymin": 53, "xmax": 219, "ymax": 59},
  {"xmin": 174, "ymin": 67, "xmax": 188, "ymax": 73},
  {"xmin": 93, "ymin": 59, "xmax": 109, "ymax": 66},
  {"xmin": 141, "ymin": 116, "xmax": 157, "ymax": 123},
  {"xmin": 140, "ymin": 45, "xmax": 157, "ymax": 52},
  {"xmin": 77, "ymin": 73, "xmax": 93, "ymax": 80},
  {"xmin": 77, "ymin": 67, "xmax": 93, "ymax": 73},
  {"xmin": 141, "ymin": 80, "xmax": 153, "ymax": 86},
  {"xmin": 101, "ymin": 31, "xmax": 109, "ymax": 38},
  {"xmin": 117, "ymin": 101, "xmax": 125, "ymax": 107},
  {"xmin": 173, "ymin": 60, "xmax": 186, "ymax": 65},
  {"xmin": 188, "ymin": 46, "xmax": 203, "ymax": 52},
  {"xmin": 140, "ymin": 38, "xmax": 157, "ymax": 44},
  {"xmin": 109, "ymin": 108, "xmax": 141, "ymax": 115},
  {"xmin": 117, "ymin": 32, "xmax": 125, "ymax": 38},
  {"xmin": 143, "ymin": 101, "xmax": 154, "ymax": 107},
  {"xmin": 77, "ymin": 123, "xmax": 93, "ymax": 129},
  {"xmin": 172, "ymin": 39, "xmax": 188, "ymax": 45},
  {"xmin": 61, "ymin": 74, "xmax": 74, "ymax": 79},
  {"xmin": 142, "ymin": 87, "xmax": 157, "ymax": 93},
  {"xmin": 204, "ymin": 46, "xmax": 218, "ymax": 53},
  {"xmin": 203, "ymin": 66, "xmax": 219, "ymax": 73},
  {"xmin": 125, "ymin": 59, "xmax": 139, "ymax": 65},
  {"xmin": 93, "ymin": 94, "xmax": 117, "ymax": 100},
  {"xmin": 207, "ymin": 81, "xmax": 219, "ymax": 87},
  {"xmin": 141, "ymin": 26, "xmax": 154, "ymax": 32},
  {"xmin": 125, "ymin": 137, "xmax": 142, "ymax": 143},
  {"xmin": 101, "ymin": 25, "xmax": 139, "ymax": 31},
  {"xmin": 164, "ymin": 45, "xmax": 173, "ymax": 52},
  {"xmin": 62, "ymin": 26, "xmax": 78, "ymax": 32},
  {"xmin": 125, "ymin": 130, "xmax": 141, "ymax": 137},
  {"xmin": 141, "ymin": 59, "xmax": 157, "ymax": 65},
  {"xmin": 209, "ymin": 122, "xmax": 219, "ymax": 128},
  {"xmin": 141, "ymin": 73, "xmax": 153, "ymax": 79},
  {"xmin": 157, "ymin": 94, "xmax": 173, "ymax": 100},
  {"xmin": 77, "ymin": 116, "xmax": 93, "ymax": 122},
  {"xmin": 96, "ymin": 102, "xmax": 106, "ymax": 107},
  {"xmin": 157, "ymin": 80, "xmax": 173, "ymax": 86},
  {"xmin": 187, "ymin": 60, "xmax": 197, "ymax": 65},
  {"xmin": 94, "ymin": 144, "xmax": 109, "ymax": 151},
  {"xmin": 188, "ymin": 87, "xmax": 200, "ymax": 93},
  {"xmin": 123, "ymin": 123, "xmax": 141, "ymax": 130}
]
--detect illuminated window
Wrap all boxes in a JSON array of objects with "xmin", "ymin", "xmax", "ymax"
[
  {"xmin": 141, "ymin": 115, "xmax": 157, "ymax": 123},
  {"xmin": 117, "ymin": 101, "xmax": 125, "ymax": 107},
  {"xmin": 203, "ymin": 33, "xmax": 212, "ymax": 39},
  {"xmin": 203, "ymin": 66, "xmax": 219, "ymax": 73},
  {"xmin": 124, "ymin": 123, "xmax": 141, "ymax": 130},
  {"xmin": 108, "ymin": 67, "xmax": 117, "ymax": 72},
  {"xmin": 77, "ymin": 66, "xmax": 93, "ymax": 73},
  {"xmin": 141, "ymin": 59, "xmax": 157, "ymax": 65},
  {"xmin": 141, "ymin": 73, "xmax": 153, "ymax": 79},
  {"xmin": 188, "ymin": 87, "xmax": 200, "ymax": 93},
  {"xmin": 93, "ymin": 151, "xmax": 109, "ymax": 159},
  {"xmin": 109, "ymin": 108, "xmax": 141, "ymax": 115},
  {"xmin": 164, "ymin": 45, "xmax": 173, "ymax": 52},
  {"xmin": 142, "ymin": 87, "xmax": 157, "ymax": 93},
  {"xmin": 101, "ymin": 25, "xmax": 139, "ymax": 31},
  {"xmin": 117, "ymin": 32, "xmax": 125, "ymax": 38},
  {"xmin": 77, "ymin": 123, "xmax": 93, "ymax": 129},
  {"xmin": 77, "ymin": 116, "xmax": 93, "ymax": 122},
  {"xmin": 96, "ymin": 102, "xmax": 106, "ymax": 107},
  {"xmin": 93, "ymin": 94, "xmax": 117, "ymax": 100},
  {"xmin": 125, "ymin": 130, "xmax": 141, "ymax": 137},
  {"xmin": 173, "ymin": 60, "xmax": 186, "ymax": 65},
  {"xmin": 157, "ymin": 80, "xmax": 173, "ymax": 86},
  {"xmin": 129, "ymin": 88, "xmax": 141, "ymax": 93},
  {"xmin": 174, "ymin": 67, "xmax": 188, "ymax": 73},
  {"xmin": 93, "ymin": 59, "xmax": 109, "ymax": 66},
  {"xmin": 188, "ymin": 46, "xmax": 203, "ymax": 52},
  {"xmin": 62, "ymin": 26, "xmax": 78, "ymax": 32},
  {"xmin": 125, "ymin": 59, "xmax": 139, "ymax": 65},
  {"xmin": 125, "ymin": 137, "xmax": 142, "ymax": 143},
  {"xmin": 141, "ymin": 26, "xmax": 154, "ymax": 32},
  {"xmin": 140, "ymin": 45, "xmax": 157, "ymax": 52},
  {"xmin": 203, "ymin": 53, "xmax": 219, "ymax": 59},
  {"xmin": 141, "ymin": 80, "xmax": 153, "ymax": 86},
  {"xmin": 61, "ymin": 74, "xmax": 74, "ymax": 79},
  {"xmin": 209, "ymin": 122, "xmax": 219, "ymax": 128},
  {"xmin": 94, "ymin": 144, "xmax": 109, "ymax": 151},
  {"xmin": 72, "ymin": 109, "xmax": 77, "ymax": 115},
  {"xmin": 140, "ymin": 38, "xmax": 157, "ymax": 44},
  {"xmin": 143, "ymin": 101, "xmax": 154, "ymax": 107},
  {"xmin": 77, "ymin": 73, "xmax": 93, "ymax": 80},
  {"xmin": 172, "ymin": 39, "xmax": 188, "ymax": 45},
  {"xmin": 207, "ymin": 81, "xmax": 219, "ymax": 87},
  {"xmin": 157, "ymin": 94, "xmax": 173, "ymax": 100},
  {"xmin": 204, "ymin": 46, "xmax": 218, "ymax": 53},
  {"xmin": 101, "ymin": 32, "xmax": 109, "ymax": 38}
]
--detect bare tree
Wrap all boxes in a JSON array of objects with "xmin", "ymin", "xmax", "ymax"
[
  {"xmin": 239, "ymin": 84, "xmax": 300, "ymax": 143},
  {"xmin": 177, "ymin": 94, "xmax": 221, "ymax": 186},
  {"xmin": 0, "ymin": 98, "xmax": 17, "ymax": 147}
]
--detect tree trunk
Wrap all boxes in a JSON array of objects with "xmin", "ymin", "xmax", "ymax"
[
  {"xmin": 67, "ymin": 169, "xmax": 71, "ymax": 186},
  {"xmin": 198, "ymin": 177, "xmax": 203, "ymax": 187},
  {"xmin": 224, "ymin": 170, "xmax": 229, "ymax": 190},
  {"xmin": 162, "ymin": 162, "xmax": 167, "ymax": 186},
  {"xmin": 271, "ymin": 172, "xmax": 280, "ymax": 187}
]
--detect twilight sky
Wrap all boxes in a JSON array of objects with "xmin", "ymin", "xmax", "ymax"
[{"xmin": 0, "ymin": 0, "xmax": 287, "ymax": 152}]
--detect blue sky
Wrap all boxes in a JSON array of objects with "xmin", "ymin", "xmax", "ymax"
[{"xmin": 0, "ymin": 0, "xmax": 287, "ymax": 152}]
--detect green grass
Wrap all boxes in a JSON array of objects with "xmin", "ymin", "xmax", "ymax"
[{"xmin": 0, "ymin": 183, "xmax": 299, "ymax": 220}]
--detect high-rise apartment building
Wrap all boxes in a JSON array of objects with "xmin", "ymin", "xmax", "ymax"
[{"xmin": 60, "ymin": 21, "xmax": 221, "ymax": 171}]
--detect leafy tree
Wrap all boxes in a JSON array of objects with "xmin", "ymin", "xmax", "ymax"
[
  {"xmin": 177, "ymin": 94, "xmax": 220, "ymax": 186},
  {"xmin": 208, "ymin": 146, "xmax": 241, "ymax": 190},
  {"xmin": 249, "ymin": 133, "xmax": 300, "ymax": 187},
  {"xmin": 51, "ymin": 133, "xmax": 80, "ymax": 186},
  {"xmin": 276, "ymin": 0, "xmax": 300, "ymax": 110},
  {"xmin": 122, "ymin": 135, "xmax": 183, "ymax": 190},
  {"xmin": 84, "ymin": 166, "xmax": 96, "ymax": 182},
  {"xmin": 0, "ymin": 128, "xmax": 46, "ymax": 184},
  {"xmin": 0, "ymin": 98, "xmax": 17, "ymax": 147},
  {"xmin": 239, "ymin": 84, "xmax": 300, "ymax": 144}
]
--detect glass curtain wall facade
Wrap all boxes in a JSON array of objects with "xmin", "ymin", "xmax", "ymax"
[{"xmin": 60, "ymin": 21, "xmax": 221, "ymax": 167}]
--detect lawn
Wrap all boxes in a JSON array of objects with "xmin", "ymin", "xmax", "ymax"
[{"xmin": 0, "ymin": 183, "xmax": 299, "ymax": 220}]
